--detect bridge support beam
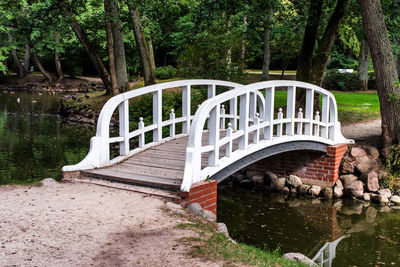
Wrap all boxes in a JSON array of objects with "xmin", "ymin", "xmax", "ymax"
[{"xmin": 180, "ymin": 180, "xmax": 217, "ymax": 214}]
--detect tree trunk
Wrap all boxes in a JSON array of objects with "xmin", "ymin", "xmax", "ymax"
[
  {"xmin": 394, "ymin": 37, "xmax": 400, "ymax": 79},
  {"xmin": 33, "ymin": 52, "xmax": 53, "ymax": 83},
  {"xmin": 105, "ymin": 0, "xmax": 119, "ymax": 95},
  {"xmin": 357, "ymin": 39, "xmax": 369, "ymax": 91},
  {"xmin": 309, "ymin": 0, "xmax": 351, "ymax": 86},
  {"xmin": 110, "ymin": 0, "xmax": 129, "ymax": 92},
  {"xmin": 148, "ymin": 38, "xmax": 156, "ymax": 73},
  {"xmin": 239, "ymin": 16, "xmax": 247, "ymax": 73},
  {"xmin": 59, "ymin": 1, "xmax": 112, "ymax": 91},
  {"xmin": 296, "ymin": 0, "xmax": 323, "ymax": 82},
  {"xmin": 24, "ymin": 39, "xmax": 30, "ymax": 74},
  {"xmin": 262, "ymin": 4, "xmax": 274, "ymax": 81},
  {"xmin": 358, "ymin": 0, "xmax": 400, "ymax": 153},
  {"xmin": 128, "ymin": 5, "xmax": 156, "ymax": 85},
  {"xmin": 54, "ymin": 32, "xmax": 64, "ymax": 80},
  {"xmin": 8, "ymin": 33, "xmax": 24, "ymax": 78}
]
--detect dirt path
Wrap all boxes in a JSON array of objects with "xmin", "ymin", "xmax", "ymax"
[
  {"xmin": 341, "ymin": 119, "xmax": 381, "ymax": 142},
  {"xmin": 0, "ymin": 181, "xmax": 220, "ymax": 267}
]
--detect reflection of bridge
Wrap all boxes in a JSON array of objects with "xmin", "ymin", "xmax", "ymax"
[
  {"xmin": 62, "ymin": 80, "xmax": 352, "ymax": 213},
  {"xmin": 311, "ymin": 235, "xmax": 348, "ymax": 267}
]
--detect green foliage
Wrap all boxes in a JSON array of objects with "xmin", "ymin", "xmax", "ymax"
[
  {"xmin": 154, "ymin": 65, "xmax": 177, "ymax": 79},
  {"xmin": 322, "ymin": 69, "xmax": 377, "ymax": 91},
  {"xmin": 386, "ymin": 144, "xmax": 400, "ymax": 176}
]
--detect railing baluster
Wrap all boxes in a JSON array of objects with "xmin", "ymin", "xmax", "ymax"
[
  {"xmin": 249, "ymin": 92, "xmax": 256, "ymax": 122},
  {"xmin": 304, "ymin": 89, "xmax": 314, "ymax": 135},
  {"xmin": 138, "ymin": 117, "xmax": 144, "ymax": 147},
  {"xmin": 253, "ymin": 113, "xmax": 260, "ymax": 144},
  {"xmin": 153, "ymin": 89, "xmax": 162, "ymax": 142},
  {"xmin": 264, "ymin": 87, "xmax": 275, "ymax": 140},
  {"xmin": 229, "ymin": 97, "xmax": 238, "ymax": 130},
  {"xmin": 220, "ymin": 104, "xmax": 226, "ymax": 130},
  {"xmin": 182, "ymin": 85, "xmax": 191, "ymax": 133},
  {"xmin": 277, "ymin": 108, "xmax": 283, "ymax": 137},
  {"xmin": 314, "ymin": 111, "xmax": 320, "ymax": 137},
  {"xmin": 286, "ymin": 86, "xmax": 296, "ymax": 135},
  {"xmin": 207, "ymin": 84, "xmax": 216, "ymax": 99},
  {"xmin": 239, "ymin": 93, "xmax": 249, "ymax": 150},
  {"xmin": 321, "ymin": 95, "xmax": 329, "ymax": 138},
  {"xmin": 297, "ymin": 108, "xmax": 303, "ymax": 135},
  {"xmin": 119, "ymin": 100, "xmax": 129, "ymax": 155},
  {"xmin": 329, "ymin": 97, "xmax": 336, "ymax": 140},
  {"xmin": 209, "ymin": 105, "xmax": 220, "ymax": 166},
  {"xmin": 170, "ymin": 109, "xmax": 175, "ymax": 137},
  {"xmin": 226, "ymin": 123, "xmax": 232, "ymax": 157}
]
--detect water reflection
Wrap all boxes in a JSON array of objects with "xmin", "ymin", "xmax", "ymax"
[
  {"xmin": 0, "ymin": 92, "xmax": 94, "ymax": 184},
  {"xmin": 218, "ymin": 187, "xmax": 400, "ymax": 266}
]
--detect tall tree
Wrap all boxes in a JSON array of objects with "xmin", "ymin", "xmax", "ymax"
[
  {"xmin": 358, "ymin": 0, "xmax": 400, "ymax": 153},
  {"xmin": 59, "ymin": 0, "xmax": 112, "ymax": 92},
  {"xmin": 128, "ymin": 4, "xmax": 156, "ymax": 85},
  {"xmin": 109, "ymin": 0, "xmax": 128, "ymax": 92},
  {"xmin": 54, "ymin": 32, "xmax": 64, "ymax": 80},
  {"xmin": 297, "ymin": 0, "xmax": 350, "ymax": 86},
  {"xmin": 105, "ymin": 0, "xmax": 119, "ymax": 95},
  {"xmin": 262, "ymin": 1, "xmax": 274, "ymax": 81},
  {"xmin": 357, "ymin": 38, "xmax": 369, "ymax": 91},
  {"xmin": 8, "ymin": 33, "xmax": 24, "ymax": 78}
]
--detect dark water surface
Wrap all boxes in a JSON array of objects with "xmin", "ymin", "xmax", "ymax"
[
  {"xmin": 0, "ymin": 92, "xmax": 94, "ymax": 184},
  {"xmin": 218, "ymin": 187, "xmax": 400, "ymax": 266}
]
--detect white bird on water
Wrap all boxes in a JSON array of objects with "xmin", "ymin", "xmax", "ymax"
[{"xmin": 17, "ymin": 97, "xmax": 20, "ymax": 103}]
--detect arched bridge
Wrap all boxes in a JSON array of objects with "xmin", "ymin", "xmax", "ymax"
[{"xmin": 62, "ymin": 80, "xmax": 353, "ymax": 212}]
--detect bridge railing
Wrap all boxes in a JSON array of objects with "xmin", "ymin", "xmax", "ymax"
[
  {"xmin": 63, "ymin": 79, "xmax": 265, "ymax": 172},
  {"xmin": 181, "ymin": 80, "xmax": 353, "ymax": 191}
]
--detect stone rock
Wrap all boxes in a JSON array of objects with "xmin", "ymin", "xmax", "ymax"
[
  {"xmin": 251, "ymin": 175, "xmax": 264, "ymax": 185},
  {"xmin": 378, "ymin": 196, "xmax": 389, "ymax": 205},
  {"xmin": 203, "ymin": 210, "xmax": 216, "ymax": 221},
  {"xmin": 217, "ymin": 223, "xmax": 229, "ymax": 236},
  {"xmin": 299, "ymin": 184, "xmax": 311, "ymax": 195},
  {"xmin": 290, "ymin": 187, "xmax": 298, "ymax": 195},
  {"xmin": 351, "ymin": 147, "xmax": 367, "ymax": 158},
  {"xmin": 340, "ymin": 203, "xmax": 363, "ymax": 215},
  {"xmin": 360, "ymin": 171, "xmax": 379, "ymax": 192},
  {"xmin": 333, "ymin": 200, "xmax": 343, "ymax": 209},
  {"xmin": 322, "ymin": 187, "xmax": 333, "ymax": 199},
  {"xmin": 335, "ymin": 179, "xmax": 343, "ymax": 188},
  {"xmin": 271, "ymin": 177, "xmax": 286, "ymax": 191},
  {"xmin": 333, "ymin": 186, "xmax": 343, "ymax": 198},
  {"xmin": 391, "ymin": 195, "xmax": 400, "ymax": 205},
  {"xmin": 283, "ymin": 253, "xmax": 317, "ymax": 266},
  {"xmin": 308, "ymin": 185, "xmax": 321, "ymax": 197},
  {"xmin": 366, "ymin": 206, "xmax": 377, "ymax": 224},
  {"xmin": 186, "ymin": 203, "xmax": 204, "ymax": 217},
  {"xmin": 363, "ymin": 193, "xmax": 371, "ymax": 202},
  {"xmin": 40, "ymin": 178, "xmax": 57, "ymax": 187},
  {"xmin": 379, "ymin": 206, "xmax": 391, "ymax": 213},
  {"xmin": 264, "ymin": 171, "xmax": 278, "ymax": 184},
  {"xmin": 286, "ymin": 175, "xmax": 302, "ymax": 188},
  {"xmin": 355, "ymin": 157, "xmax": 378, "ymax": 174},
  {"xmin": 339, "ymin": 174, "xmax": 358, "ymax": 187},
  {"xmin": 366, "ymin": 146, "xmax": 380, "ymax": 159},
  {"xmin": 344, "ymin": 181, "xmax": 364, "ymax": 198},
  {"xmin": 239, "ymin": 179, "xmax": 254, "ymax": 189},
  {"xmin": 341, "ymin": 161, "xmax": 355, "ymax": 174},
  {"xmin": 165, "ymin": 202, "xmax": 185, "ymax": 214},
  {"xmin": 282, "ymin": 186, "xmax": 290, "ymax": 194},
  {"xmin": 378, "ymin": 188, "xmax": 392, "ymax": 199},
  {"xmin": 232, "ymin": 173, "xmax": 246, "ymax": 185}
]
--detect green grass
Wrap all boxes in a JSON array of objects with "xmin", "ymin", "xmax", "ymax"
[
  {"xmin": 246, "ymin": 69, "xmax": 297, "ymax": 75},
  {"xmin": 169, "ymin": 210, "xmax": 306, "ymax": 267}
]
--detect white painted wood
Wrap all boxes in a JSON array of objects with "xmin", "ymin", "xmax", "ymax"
[
  {"xmin": 264, "ymin": 87, "xmax": 275, "ymax": 140},
  {"xmin": 321, "ymin": 95, "xmax": 330, "ymax": 139},
  {"xmin": 286, "ymin": 86, "xmax": 296, "ymax": 135},
  {"xmin": 297, "ymin": 108, "xmax": 303, "ymax": 135},
  {"xmin": 277, "ymin": 108, "xmax": 283, "ymax": 137},
  {"xmin": 238, "ymin": 93, "xmax": 249, "ymax": 150},
  {"xmin": 220, "ymin": 104, "xmax": 226, "ymax": 130},
  {"xmin": 169, "ymin": 109, "xmax": 175, "ymax": 137},
  {"xmin": 253, "ymin": 113, "xmax": 260, "ymax": 144},
  {"xmin": 138, "ymin": 117, "xmax": 145, "ymax": 147},
  {"xmin": 182, "ymin": 85, "xmax": 191, "ymax": 133},
  {"xmin": 249, "ymin": 92, "xmax": 256, "ymax": 121},
  {"xmin": 208, "ymin": 105, "xmax": 220, "ymax": 166},
  {"xmin": 314, "ymin": 111, "xmax": 320, "ymax": 137},
  {"xmin": 119, "ymin": 100, "xmax": 129, "ymax": 155},
  {"xmin": 304, "ymin": 89, "xmax": 314, "ymax": 135},
  {"xmin": 208, "ymin": 84, "xmax": 216, "ymax": 99},
  {"xmin": 153, "ymin": 89, "xmax": 162, "ymax": 142},
  {"xmin": 229, "ymin": 97, "xmax": 238, "ymax": 130},
  {"xmin": 226, "ymin": 123, "xmax": 233, "ymax": 157}
]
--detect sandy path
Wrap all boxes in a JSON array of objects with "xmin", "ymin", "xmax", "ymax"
[
  {"xmin": 0, "ymin": 182, "xmax": 219, "ymax": 267},
  {"xmin": 341, "ymin": 119, "xmax": 381, "ymax": 141}
]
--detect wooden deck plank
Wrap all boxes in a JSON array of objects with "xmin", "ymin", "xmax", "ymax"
[
  {"xmin": 121, "ymin": 159, "xmax": 185, "ymax": 171},
  {"xmin": 106, "ymin": 164, "xmax": 184, "ymax": 180}
]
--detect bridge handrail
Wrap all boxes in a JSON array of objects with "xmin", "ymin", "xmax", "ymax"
[
  {"xmin": 62, "ymin": 79, "xmax": 247, "ymax": 172},
  {"xmin": 181, "ymin": 80, "xmax": 354, "ymax": 191}
]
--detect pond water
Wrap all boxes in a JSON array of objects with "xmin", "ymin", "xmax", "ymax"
[
  {"xmin": 218, "ymin": 187, "xmax": 400, "ymax": 266},
  {"xmin": 0, "ymin": 92, "xmax": 94, "ymax": 184}
]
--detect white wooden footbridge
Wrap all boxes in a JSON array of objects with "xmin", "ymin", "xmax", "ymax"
[{"xmin": 62, "ymin": 80, "xmax": 353, "ymax": 203}]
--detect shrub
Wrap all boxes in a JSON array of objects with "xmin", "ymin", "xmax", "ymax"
[
  {"xmin": 386, "ymin": 144, "xmax": 400, "ymax": 176},
  {"xmin": 322, "ymin": 70, "xmax": 377, "ymax": 91},
  {"xmin": 155, "ymin": 65, "xmax": 177, "ymax": 79}
]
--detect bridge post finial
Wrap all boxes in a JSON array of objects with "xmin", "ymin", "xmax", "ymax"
[
  {"xmin": 139, "ymin": 117, "xmax": 145, "ymax": 147},
  {"xmin": 170, "ymin": 109, "xmax": 175, "ymax": 137}
]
